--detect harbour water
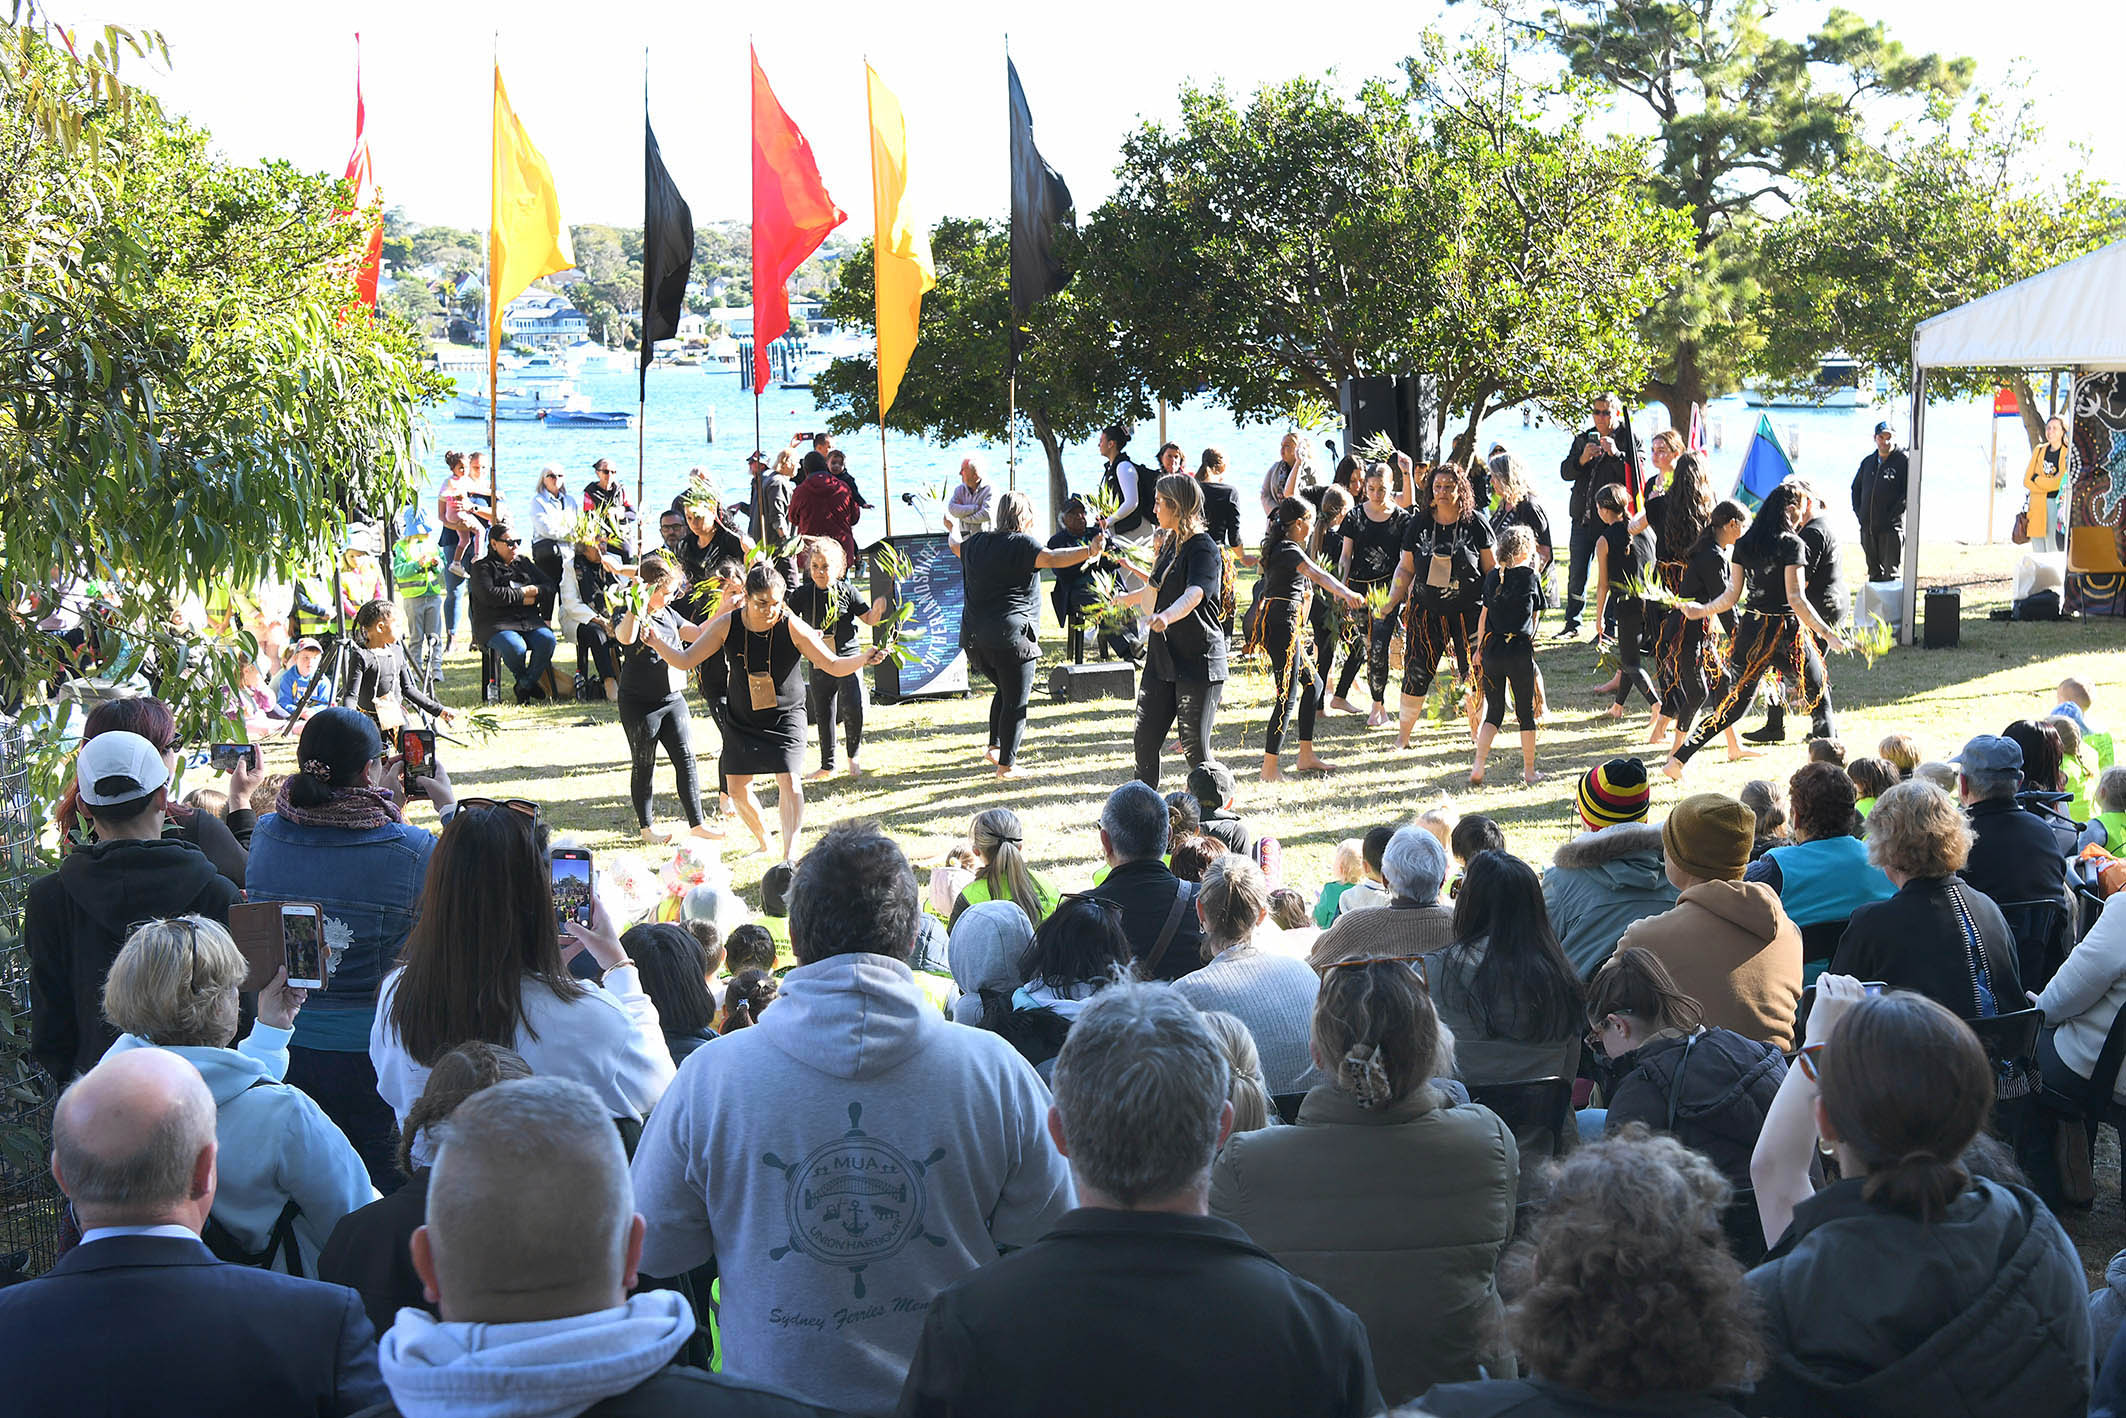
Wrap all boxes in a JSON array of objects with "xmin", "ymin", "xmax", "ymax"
[{"xmin": 427, "ymin": 360, "xmax": 2042, "ymax": 550}]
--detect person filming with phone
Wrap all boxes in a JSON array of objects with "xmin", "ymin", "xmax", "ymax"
[{"xmin": 247, "ymin": 707, "xmax": 453, "ymax": 1192}]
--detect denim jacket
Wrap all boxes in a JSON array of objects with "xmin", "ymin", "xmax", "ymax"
[{"xmin": 245, "ymin": 812, "xmax": 435, "ymax": 1049}]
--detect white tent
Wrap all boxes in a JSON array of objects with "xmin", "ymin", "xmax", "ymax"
[{"xmin": 1901, "ymin": 237, "xmax": 2126, "ymax": 643}]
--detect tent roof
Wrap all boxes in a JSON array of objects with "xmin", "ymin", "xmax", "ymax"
[{"xmin": 1912, "ymin": 237, "xmax": 2126, "ymax": 372}]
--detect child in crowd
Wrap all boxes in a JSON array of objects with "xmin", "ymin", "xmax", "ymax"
[
  {"xmin": 1448, "ymin": 814, "xmax": 1506, "ymax": 897},
  {"xmin": 340, "ymin": 599, "xmax": 453, "ymax": 735},
  {"xmin": 183, "ymin": 786, "xmax": 227, "ymax": 817},
  {"xmin": 1336, "ymin": 825, "xmax": 1397, "ymax": 919},
  {"xmin": 724, "ymin": 923, "xmax": 777, "ymax": 978},
  {"xmin": 1914, "ymin": 761, "xmax": 1958, "ymax": 793},
  {"xmin": 1188, "ymin": 761, "xmax": 1259, "ymax": 860},
  {"xmin": 1846, "ymin": 758, "xmax": 1896, "ymax": 823},
  {"xmin": 2051, "ymin": 676, "xmax": 2114, "ymax": 769},
  {"xmin": 1267, "ymin": 889, "xmax": 1312, "ymax": 933},
  {"xmin": 272, "ymin": 638, "xmax": 332, "ymax": 719},
  {"xmin": 928, "ymin": 844, "xmax": 979, "ymax": 919},
  {"xmin": 719, "ymin": 969, "xmax": 779, "ymax": 1032},
  {"xmin": 2047, "ymin": 715, "xmax": 2094, "ymax": 821},
  {"xmin": 1471, "ymin": 524, "xmax": 1546, "ymax": 786},
  {"xmin": 1877, "ymin": 733, "xmax": 1921, "ymax": 781},
  {"xmin": 1740, "ymin": 779, "xmax": 1789, "ymax": 860},
  {"xmin": 233, "ymin": 660, "xmax": 276, "ymax": 737},
  {"xmin": 1165, "ymin": 792, "xmax": 1202, "ymax": 845},
  {"xmin": 1313, "ymin": 838, "xmax": 1365, "ymax": 927},
  {"xmin": 1806, "ymin": 738, "xmax": 1845, "ymax": 766},
  {"xmin": 686, "ymin": 921, "xmax": 726, "ymax": 976},
  {"xmin": 2082, "ymin": 768, "xmax": 2126, "ymax": 852},
  {"xmin": 1415, "ymin": 803, "xmax": 1458, "ymax": 855}
]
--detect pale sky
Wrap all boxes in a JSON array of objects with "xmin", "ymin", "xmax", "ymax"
[{"xmin": 72, "ymin": 0, "xmax": 2126, "ymax": 238}]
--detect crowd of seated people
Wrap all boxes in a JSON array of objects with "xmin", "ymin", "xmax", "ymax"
[{"xmin": 18, "ymin": 688, "xmax": 2126, "ymax": 1418}]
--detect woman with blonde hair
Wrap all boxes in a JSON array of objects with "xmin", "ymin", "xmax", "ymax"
[
  {"xmin": 949, "ymin": 807, "xmax": 1057, "ymax": 927},
  {"xmin": 103, "ymin": 915, "xmax": 373, "ymax": 1273},
  {"xmin": 1201, "ymin": 1010, "xmax": 1272, "ymax": 1134},
  {"xmin": 1210, "ymin": 955, "xmax": 1516, "ymax": 1405},
  {"xmin": 1171, "ymin": 854, "xmax": 1322, "ymax": 1092},
  {"xmin": 1116, "ymin": 473, "xmax": 1231, "ymax": 785},
  {"xmin": 788, "ymin": 535, "xmax": 893, "ymax": 781}
]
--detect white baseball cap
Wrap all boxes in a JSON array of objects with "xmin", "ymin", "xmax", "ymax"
[{"xmin": 76, "ymin": 731, "xmax": 171, "ymax": 807}]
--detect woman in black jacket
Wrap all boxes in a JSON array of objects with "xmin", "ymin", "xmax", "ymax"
[
  {"xmin": 1830, "ymin": 781, "xmax": 2021, "ymax": 1016},
  {"xmin": 1747, "ymin": 977, "xmax": 2089, "ymax": 1418},
  {"xmin": 468, "ymin": 521, "xmax": 559, "ymax": 703}
]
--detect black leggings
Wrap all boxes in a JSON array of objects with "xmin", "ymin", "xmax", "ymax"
[
  {"xmin": 967, "ymin": 646, "xmax": 1039, "ymax": 767},
  {"xmin": 1659, "ymin": 615, "xmax": 1719, "ymax": 736},
  {"xmin": 1334, "ymin": 593, "xmax": 1394, "ymax": 701},
  {"xmin": 805, "ymin": 668, "xmax": 866, "ymax": 769},
  {"xmin": 1482, "ymin": 635, "xmax": 1538, "ymax": 730},
  {"xmin": 578, "ymin": 624, "xmax": 618, "ymax": 685},
  {"xmin": 1678, "ymin": 613, "xmax": 1831, "ymax": 763},
  {"xmin": 1610, "ymin": 596, "xmax": 1658, "ymax": 707},
  {"xmin": 1262, "ymin": 616, "xmax": 1320, "ymax": 754},
  {"xmin": 620, "ymin": 692, "xmax": 703, "ymax": 827},
  {"xmin": 1134, "ymin": 674, "xmax": 1222, "ymax": 788},
  {"xmin": 1402, "ymin": 598, "xmax": 1477, "ymax": 698}
]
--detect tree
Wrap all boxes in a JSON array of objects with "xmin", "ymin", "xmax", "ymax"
[
  {"xmin": 1403, "ymin": 41, "xmax": 1692, "ymax": 460},
  {"xmin": 1514, "ymin": 0, "xmax": 1972, "ymax": 426},
  {"xmin": 813, "ymin": 217, "xmax": 1150, "ymax": 520},
  {"xmin": 0, "ymin": 15, "xmax": 445, "ymax": 810},
  {"xmin": 1753, "ymin": 92, "xmax": 2125, "ymax": 445}
]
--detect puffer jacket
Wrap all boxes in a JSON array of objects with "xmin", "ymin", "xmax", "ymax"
[
  {"xmin": 1208, "ymin": 1083, "xmax": 1518, "ymax": 1406},
  {"xmin": 1598, "ymin": 1027, "xmax": 1785, "ymax": 1188},
  {"xmin": 1542, "ymin": 824, "xmax": 1677, "ymax": 977},
  {"xmin": 1745, "ymin": 1177, "xmax": 2091, "ymax": 1418}
]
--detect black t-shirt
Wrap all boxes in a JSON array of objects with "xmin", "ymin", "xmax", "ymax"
[
  {"xmin": 789, "ymin": 580, "xmax": 866, "ymax": 655},
  {"xmin": 1148, "ymin": 532, "xmax": 1228, "ymax": 683},
  {"xmin": 1401, "ymin": 512, "xmax": 1493, "ymax": 604},
  {"xmin": 1201, "ymin": 481, "xmax": 1243, "ymax": 550},
  {"xmin": 1679, "ymin": 541, "xmax": 1731, "ymax": 603},
  {"xmin": 1799, "ymin": 519, "xmax": 1845, "ymax": 627},
  {"xmin": 1491, "ymin": 497, "xmax": 1551, "ymax": 555},
  {"xmin": 1597, "ymin": 519, "xmax": 1656, "ymax": 592},
  {"xmin": 1340, "ymin": 505, "xmax": 1408, "ymax": 587},
  {"xmin": 1743, "ymin": 531, "xmax": 1807, "ymax": 616},
  {"xmin": 960, "ymin": 531, "xmax": 1046, "ymax": 659},
  {"xmin": 676, "ymin": 524, "xmax": 745, "ymax": 616},
  {"xmin": 1480, "ymin": 564, "xmax": 1543, "ymax": 641},
  {"xmin": 616, "ymin": 607, "xmax": 685, "ymax": 701}
]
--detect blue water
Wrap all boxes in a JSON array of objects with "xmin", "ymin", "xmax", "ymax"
[{"xmin": 425, "ymin": 362, "xmax": 2032, "ymax": 549}]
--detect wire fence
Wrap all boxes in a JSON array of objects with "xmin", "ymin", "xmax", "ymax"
[{"xmin": 0, "ymin": 720, "xmax": 62, "ymax": 1278}]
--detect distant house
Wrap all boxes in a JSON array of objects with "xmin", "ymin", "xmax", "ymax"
[
  {"xmin": 674, "ymin": 312, "xmax": 710, "ymax": 341},
  {"xmin": 500, "ymin": 291, "xmax": 590, "ymax": 347}
]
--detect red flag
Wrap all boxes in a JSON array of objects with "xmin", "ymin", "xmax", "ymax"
[
  {"xmin": 750, "ymin": 46, "xmax": 844, "ymax": 395},
  {"xmin": 342, "ymin": 34, "xmax": 381, "ymax": 308}
]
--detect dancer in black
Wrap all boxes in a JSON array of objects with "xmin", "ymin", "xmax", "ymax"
[
  {"xmin": 1665, "ymin": 482, "xmax": 1849, "ymax": 779},
  {"xmin": 642, "ymin": 562, "xmax": 883, "ymax": 861},
  {"xmin": 1391, "ymin": 463, "xmax": 1494, "ymax": 750},
  {"xmin": 1118, "ymin": 473, "xmax": 1228, "ymax": 788},
  {"xmin": 1250, "ymin": 498, "xmax": 1363, "ymax": 781},
  {"xmin": 788, "ymin": 537, "xmax": 893, "ymax": 782},
  {"xmin": 1638, "ymin": 449, "xmax": 1710, "ymax": 740},
  {"xmin": 953, "ymin": 490, "xmax": 1109, "ymax": 780},
  {"xmin": 339, "ymin": 599, "xmax": 455, "ymax": 734},
  {"xmin": 1589, "ymin": 484, "xmax": 1660, "ymax": 716},
  {"xmin": 1744, "ymin": 483, "xmax": 1846, "ymax": 745},
  {"xmin": 1469, "ymin": 525, "xmax": 1546, "ymax": 787},
  {"xmin": 1332, "ymin": 463, "xmax": 1410, "ymax": 728},
  {"xmin": 611, "ymin": 554, "xmax": 713, "ymax": 843},
  {"xmin": 1656, "ymin": 501, "xmax": 1747, "ymax": 760}
]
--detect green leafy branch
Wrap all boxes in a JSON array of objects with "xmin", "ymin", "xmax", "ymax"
[{"xmin": 1842, "ymin": 615, "xmax": 1895, "ymax": 668}]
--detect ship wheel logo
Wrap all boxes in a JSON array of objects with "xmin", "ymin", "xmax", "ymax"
[{"xmin": 761, "ymin": 1102, "xmax": 949, "ymax": 1297}]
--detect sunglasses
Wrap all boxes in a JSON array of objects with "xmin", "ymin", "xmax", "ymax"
[
  {"xmin": 458, "ymin": 796, "xmax": 540, "ymax": 822},
  {"xmin": 1055, "ymin": 891, "xmax": 1124, "ymax": 919},
  {"xmin": 493, "ymin": 537, "xmax": 521, "ymax": 547},
  {"xmin": 1322, "ymin": 954, "xmax": 1429, "ymax": 989}
]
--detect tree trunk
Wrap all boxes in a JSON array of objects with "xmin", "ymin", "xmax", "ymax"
[
  {"xmin": 1028, "ymin": 408, "xmax": 1069, "ymax": 527},
  {"xmin": 2008, "ymin": 371, "xmax": 2046, "ymax": 453},
  {"xmin": 1645, "ymin": 339, "xmax": 1707, "ymax": 433}
]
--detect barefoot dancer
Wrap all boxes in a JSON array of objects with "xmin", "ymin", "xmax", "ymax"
[
  {"xmin": 1252, "ymin": 498, "xmax": 1363, "ymax": 781},
  {"xmin": 611, "ymin": 553, "xmax": 716, "ymax": 844},
  {"xmin": 1589, "ymin": 484, "xmax": 1659, "ymax": 719},
  {"xmin": 641, "ymin": 563, "xmax": 883, "ymax": 859},
  {"xmin": 788, "ymin": 537, "xmax": 892, "ymax": 782},
  {"xmin": 1332, "ymin": 463, "xmax": 1409, "ymax": 728},
  {"xmin": 1391, "ymin": 464, "xmax": 1495, "ymax": 750},
  {"xmin": 1470, "ymin": 526, "xmax": 1545, "ymax": 787}
]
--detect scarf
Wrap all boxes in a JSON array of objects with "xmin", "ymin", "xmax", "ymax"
[{"xmin": 273, "ymin": 779, "xmax": 403, "ymax": 831}]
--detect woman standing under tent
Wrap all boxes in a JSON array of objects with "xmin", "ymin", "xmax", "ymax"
[
  {"xmin": 1251, "ymin": 498, "xmax": 1364, "ymax": 781},
  {"xmin": 2024, "ymin": 414, "xmax": 2071, "ymax": 553},
  {"xmin": 637, "ymin": 563, "xmax": 884, "ymax": 861},
  {"xmin": 1666, "ymin": 482, "xmax": 1848, "ymax": 780},
  {"xmin": 1391, "ymin": 464, "xmax": 1495, "ymax": 751}
]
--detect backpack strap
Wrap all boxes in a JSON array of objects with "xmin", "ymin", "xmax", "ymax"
[
  {"xmin": 199, "ymin": 1078, "xmax": 305, "ymax": 1277},
  {"xmin": 1664, "ymin": 1032, "xmax": 1700, "ymax": 1133},
  {"xmin": 1144, "ymin": 881, "xmax": 1198, "ymax": 976}
]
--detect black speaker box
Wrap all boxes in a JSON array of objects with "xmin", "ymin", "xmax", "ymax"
[
  {"xmin": 1924, "ymin": 588, "xmax": 1961, "ymax": 649},
  {"xmin": 1049, "ymin": 661, "xmax": 1135, "ymax": 703}
]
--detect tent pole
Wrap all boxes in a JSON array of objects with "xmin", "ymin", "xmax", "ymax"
[
  {"xmin": 1986, "ymin": 398, "xmax": 1999, "ymax": 545},
  {"xmin": 1902, "ymin": 365, "xmax": 1926, "ymax": 648}
]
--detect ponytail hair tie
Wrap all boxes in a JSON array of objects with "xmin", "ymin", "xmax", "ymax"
[
  {"xmin": 300, "ymin": 759, "xmax": 333, "ymax": 781},
  {"xmin": 1340, "ymin": 1041, "xmax": 1391, "ymax": 1110}
]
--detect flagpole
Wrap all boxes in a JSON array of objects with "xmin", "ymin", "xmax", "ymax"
[
  {"xmin": 1005, "ymin": 34, "xmax": 1016, "ymax": 496},
  {"xmin": 866, "ymin": 54, "xmax": 893, "ymax": 541},
  {"xmin": 1008, "ymin": 375, "xmax": 1017, "ymax": 493},
  {"xmin": 638, "ymin": 47, "xmax": 649, "ymax": 522},
  {"xmin": 749, "ymin": 34, "xmax": 763, "ymax": 480},
  {"xmin": 486, "ymin": 35, "xmax": 499, "ymax": 496}
]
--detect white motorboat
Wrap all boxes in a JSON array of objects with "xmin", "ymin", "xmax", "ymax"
[{"xmin": 451, "ymin": 383, "xmax": 576, "ymax": 420}]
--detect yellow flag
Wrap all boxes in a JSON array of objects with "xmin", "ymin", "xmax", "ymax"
[
  {"xmin": 489, "ymin": 64, "xmax": 574, "ymax": 386},
  {"xmin": 866, "ymin": 64, "xmax": 935, "ymax": 418}
]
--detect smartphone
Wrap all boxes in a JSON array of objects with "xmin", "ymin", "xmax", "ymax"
[
  {"xmin": 550, "ymin": 849, "xmax": 594, "ymax": 934},
  {"xmin": 209, "ymin": 743, "xmax": 259, "ymax": 774},
  {"xmin": 281, "ymin": 904, "xmax": 325, "ymax": 990},
  {"xmin": 398, "ymin": 728, "xmax": 437, "ymax": 796}
]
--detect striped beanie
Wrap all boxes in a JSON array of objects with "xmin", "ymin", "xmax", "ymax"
[{"xmin": 1577, "ymin": 757, "xmax": 1651, "ymax": 830}]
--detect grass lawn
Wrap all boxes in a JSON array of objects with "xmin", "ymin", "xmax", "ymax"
[{"xmin": 251, "ymin": 538, "xmax": 2126, "ymax": 1276}]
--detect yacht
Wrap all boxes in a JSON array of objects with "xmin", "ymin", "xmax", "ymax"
[
  {"xmin": 1743, "ymin": 354, "xmax": 1872, "ymax": 409},
  {"xmin": 451, "ymin": 382, "xmax": 575, "ymax": 420}
]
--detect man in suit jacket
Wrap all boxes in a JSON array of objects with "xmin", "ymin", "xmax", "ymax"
[{"xmin": 0, "ymin": 1048, "xmax": 383, "ymax": 1416}]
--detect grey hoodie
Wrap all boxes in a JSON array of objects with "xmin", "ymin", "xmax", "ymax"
[
  {"xmin": 630, "ymin": 953, "xmax": 1074, "ymax": 1417},
  {"xmin": 946, "ymin": 900, "xmax": 1034, "ymax": 1024},
  {"xmin": 1541, "ymin": 823, "xmax": 1677, "ymax": 977},
  {"xmin": 377, "ymin": 1291, "xmax": 691, "ymax": 1418}
]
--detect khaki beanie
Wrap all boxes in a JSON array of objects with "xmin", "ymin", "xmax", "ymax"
[{"xmin": 1662, "ymin": 793, "xmax": 1754, "ymax": 882}]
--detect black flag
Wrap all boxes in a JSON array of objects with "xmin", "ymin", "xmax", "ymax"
[
  {"xmin": 1008, "ymin": 58, "xmax": 1074, "ymax": 372},
  {"xmin": 640, "ymin": 117, "xmax": 696, "ymax": 401}
]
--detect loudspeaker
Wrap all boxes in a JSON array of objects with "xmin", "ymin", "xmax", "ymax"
[
  {"xmin": 1924, "ymin": 588, "xmax": 1961, "ymax": 648},
  {"xmin": 1049, "ymin": 661, "xmax": 1135, "ymax": 703},
  {"xmin": 1338, "ymin": 375, "xmax": 1438, "ymax": 466}
]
